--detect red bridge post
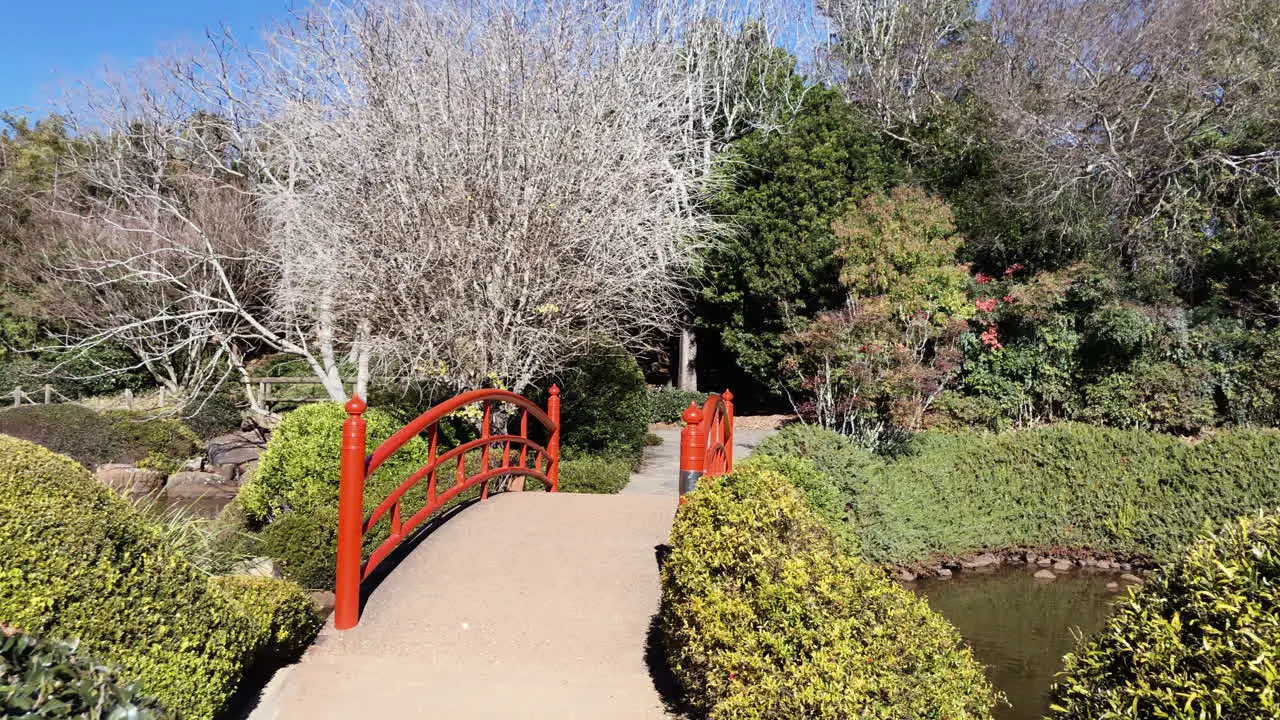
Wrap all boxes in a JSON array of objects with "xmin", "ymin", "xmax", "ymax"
[
  {"xmin": 548, "ymin": 385, "xmax": 561, "ymax": 491},
  {"xmin": 334, "ymin": 395, "xmax": 368, "ymax": 631},
  {"xmin": 679, "ymin": 403, "xmax": 706, "ymax": 500}
]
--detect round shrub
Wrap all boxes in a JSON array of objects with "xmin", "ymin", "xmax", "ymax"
[
  {"xmin": 661, "ymin": 465, "xmax": 999, "ymax": 719},
  {"xmin": 553, "ymin": 348, "xmax": 652, "ymax": 459},
  {"xmin": 0, "ymin": 434, "xmax": 254, "ymax": 719},
  {"xmin": 210, "ymin": 575, "xmax": 322, "ymax": 666},
  {"xmin": 648, "ymin": 386, "xmax": 710, "ymax": 424},
  {"xmin": 1051, "ymin": 512, "xmax": 1280, "ymax": 719},
  {"xmin": 257, "ymin": 507, "xmax": 340, "ymax": 590},
  {"xmin": 239, "ymin": 402, "xmax": 430, "ymax": 523},
  {"xmin": 2, "ymin": 629, "xmax": 167, "ymax": 719}
]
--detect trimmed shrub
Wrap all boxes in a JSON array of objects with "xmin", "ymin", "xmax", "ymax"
[
  {"xmin": 661, "ymin": 465, "xmax": 999, "ymax": 719},
  {"xmin": 210, "ymin": 576, "xmax": 322, "ymax": 667},
  {"xmin": 0, "ymin": 404, "xmax": 200, "ymax": 473},
  {"xmin": 553, "ymin": 348, "xmax": 651, "ymax": 459},
  {"xmin": 1, "ymin": 629, "xmax": 168, "ymax": 719},
  {"xmin": 258, "ymin": 507, "xmax": 340, "ymax": 590},
  {"xmin": 0, "ymin": 434, "xmax": 253, "ymax": 719},
  {"xmin": 842, "ymin": 424, "xmax": 1280, "ymax": 564},
  {"xmin": 648, "ymin": 386, "xmax": 710, "ymax": 424},
  {"xmin": 734, "ymin": 453, "xmax": 853, "ymax": 548},
  {"xmin": 1050, "ymin": 512, "xmax": 1280, "ymax": 719},
  {"xmin": 238, "ymin": 402, "xmax": 430, "ymax": 523},
  {"xmin": 556, "ymin": 454, "xmax": 631, "ymax": 494}
]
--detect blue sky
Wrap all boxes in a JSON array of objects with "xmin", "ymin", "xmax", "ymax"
[{"xmin": 1, "ymin": 0, "xmax": 302, "ymax": 116}]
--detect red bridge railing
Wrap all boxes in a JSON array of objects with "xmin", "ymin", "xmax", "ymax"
[
  {"xmin": 678, "ymin": 390, "xmax": 734, "ymax": 500},
  {"xmin": 335, "ymin": 387, "xmax": 561, "ymax": 630}
]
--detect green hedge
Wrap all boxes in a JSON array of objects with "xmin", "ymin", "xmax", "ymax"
[
  {"xmin": 0, "ymin": 434, "xmax": 251, "ymax": 719},
  {"xmin": 0, "ymin": 404, "xmax": 200, "ymax": 474},
  {"xmin": 758, "ymin": 423, "xmax": 1280, "ymax": 564},
  {"xmin": 1050, "ymin": 512, "xmax": 1280, "ymax": 718},
  {"xmin": 556, "ymin": 454, "xmax": 631, "ymax": 494},
  {"xmin": 648, "ymin": 386, "xmax": 710, "ymax": 424},
  {"xmin": 1, "ymin": 629, "xmax": 168, "ymax": 719},
  {"xmin": 661, "ymin": 465, "xmax": 999, "ymax": 719}
]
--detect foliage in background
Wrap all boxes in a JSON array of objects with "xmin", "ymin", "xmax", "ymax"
[
  {"xmin": 661, "ymin": 465, "xmax": 999, "ymax": 719},
  {"xmin": 695, "ymin": 88, "xmax": 902, "ymax": 403},
  {"xmin": 1, "ymin": 629, "xmax": 168, "ymax": 719},
  {"xmin": 1051, "ymin": 512, "xmax": 1280, "ymax": 719},
  {"xmin": 781, "ymin": 187, "xmax": 967, "ymax": 445},
  {"xmin": 0, "ymin": 404, "xmax": 200, "ymax": 473},
  {"xmin": 551, "ymin": 348, "xmax": 651, "ymax": 461},
  {"xmin": 648, "ymin": 386, "xmax": 711, "ymax": 424}
]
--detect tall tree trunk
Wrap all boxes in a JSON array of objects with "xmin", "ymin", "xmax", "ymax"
[{"xmin": 678, "ymin": 325, "xmax": 698, "ymax": 391}]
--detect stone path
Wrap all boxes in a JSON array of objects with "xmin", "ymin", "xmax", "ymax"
[
  {"xmin": 622, "ymin": 428, "xmax": 772, "ymax": 496},
  {"xmin": 249, "ymin": 423, "xmax": 774, "ymax": 720}
]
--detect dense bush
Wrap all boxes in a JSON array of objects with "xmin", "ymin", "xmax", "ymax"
[
  {"xmin": 661, "ymin": 465, "xmax": 998, "ymax": 719},
  {"xmin": 0, "ymin": 434, "xmax": 253, "ymax": 719},
  {"xmin": 239, "ymin": 402, "xmax": 430, "ymax": 523},
  {"xmin": 556, "ymin": 454, "xmax": 632, "ymax": 494},
  {"xmin": 833, "ymin": 424, "xmax": 1280, "ymax": 563},
  {"xmin": 1, "ymin": 629, "xmax": 168, "ymax": 719},
  {"xmin": 1050, "ymin": 512, "xmax": 1280, "ymax": 719},
  {"xmin": 181, "ymin": 390, "xmax": 246, "ymax": 439},
  {"xmin": 210, "ymin": 575, "xmax": 322, "ymax": 667},
  {"xmin": 552, "ymin": 348, "xmax": 651, "ymax": 460},
  {"xmin": 0, "ymin": 345, "xmax": 150, "ymax": 401},
  {"xmin": 648, "ymin": 386, "xmax": 709, "ymax": 424},
  {"xmin": 0, "ymin": 404, "xmax": 200, "ymax": 473},
  {"xmin": 257, "ymin": 507, "xmax": 340, "ymax": 590}
]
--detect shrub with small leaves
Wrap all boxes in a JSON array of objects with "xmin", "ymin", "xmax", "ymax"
[
  {"xmin": 661, "ymin": 465, "xmax": 999, "ymax": 720},
  {"xmin": 210, "ymin": 576, "xmax": 322, "ymax": 667},
  {"xmin": 1050, "ymin": 512, "xmax": 1280, "ymax": 719},
  {"xmin": 648, "ymin": 386, "xmax": 710, "ymax": 424},
  {"xmin": 1, "ymin": 629, "xmax": 168, "ymax": 719},
  {"xmin": 556, "ymin": 454, "xmax": 632, "ymax": 494}
]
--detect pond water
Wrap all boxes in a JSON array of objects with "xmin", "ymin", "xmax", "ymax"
[
  {"xmin": 912, "ymin": 568, "xmax": 1121, "ymax": 720},
  {"xmin": 131, "ymin": 491, "xmax": 235, "ymax": 519}
]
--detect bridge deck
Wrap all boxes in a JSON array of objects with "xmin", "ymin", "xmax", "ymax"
[{"xmin": 251, "ymin": 492, "xmax": 678, "ymax": 719}]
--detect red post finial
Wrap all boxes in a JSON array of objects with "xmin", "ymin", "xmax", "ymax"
[
  {"xmin": 345, "ymin": 395, "xmax": 367, "ymax": 415},
  {"xmin": 682, "ymin": 402, "xmax": 703, "ymax": 425},
  {"xmin": 549, "ymin": 384, "xmax": 560, "ymax": 397},
  {"xmin": 722, "ymin": 389, "xmax": 733, "ymax": 403}
]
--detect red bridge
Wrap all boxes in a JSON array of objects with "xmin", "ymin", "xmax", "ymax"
[{"xmin": 252, "ymin": 386, "xmax": 736, "ymax": 719}]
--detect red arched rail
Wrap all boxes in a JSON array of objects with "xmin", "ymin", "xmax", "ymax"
[
  {"xmin": 678, "ymin": 390, "xmax": 734, "ymax": 500},
  {"xmin": 334, "ymin": 386, "xmax": 561, "ymax": 630}
]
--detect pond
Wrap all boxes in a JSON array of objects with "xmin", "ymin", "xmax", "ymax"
[{"xmin": 913, "ymin": 568, "xmax": 1122, "ymax": 720}]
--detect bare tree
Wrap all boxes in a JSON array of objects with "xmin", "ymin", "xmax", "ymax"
[
  {"xmin": 818, "ymin": 0, "xmax": 973, "ymax": 137},
  {"xmin": 49, "ymin": 0, "xmax": 737, "ymax": 405}
]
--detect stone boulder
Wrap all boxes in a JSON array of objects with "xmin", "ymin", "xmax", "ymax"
[
  {"xmin": 231, "ymin": 557, "xmax": 283, "ymax": 579},
  {"xmin": 1052, "ymin": 559, "xmax": 1073, "ymax": 571},
  {"xmin": 961, "ymin": 553, "xmax": 999, "ymax": 569},
  {"xmin": 96, "ymin": 464, "xmax": 166, "ymax": 494},
  {"xmin": 1033, "ymin": 569, "xmax": 1057, "ymax": 581},
  {"xmin": 165, "ymin": 471, "xmax": 239, "ymax": 499}
]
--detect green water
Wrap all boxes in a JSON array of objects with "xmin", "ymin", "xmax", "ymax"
[{"xmin": 913, "ymin": 568, "xmax": 1121, "ymax": 720}]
